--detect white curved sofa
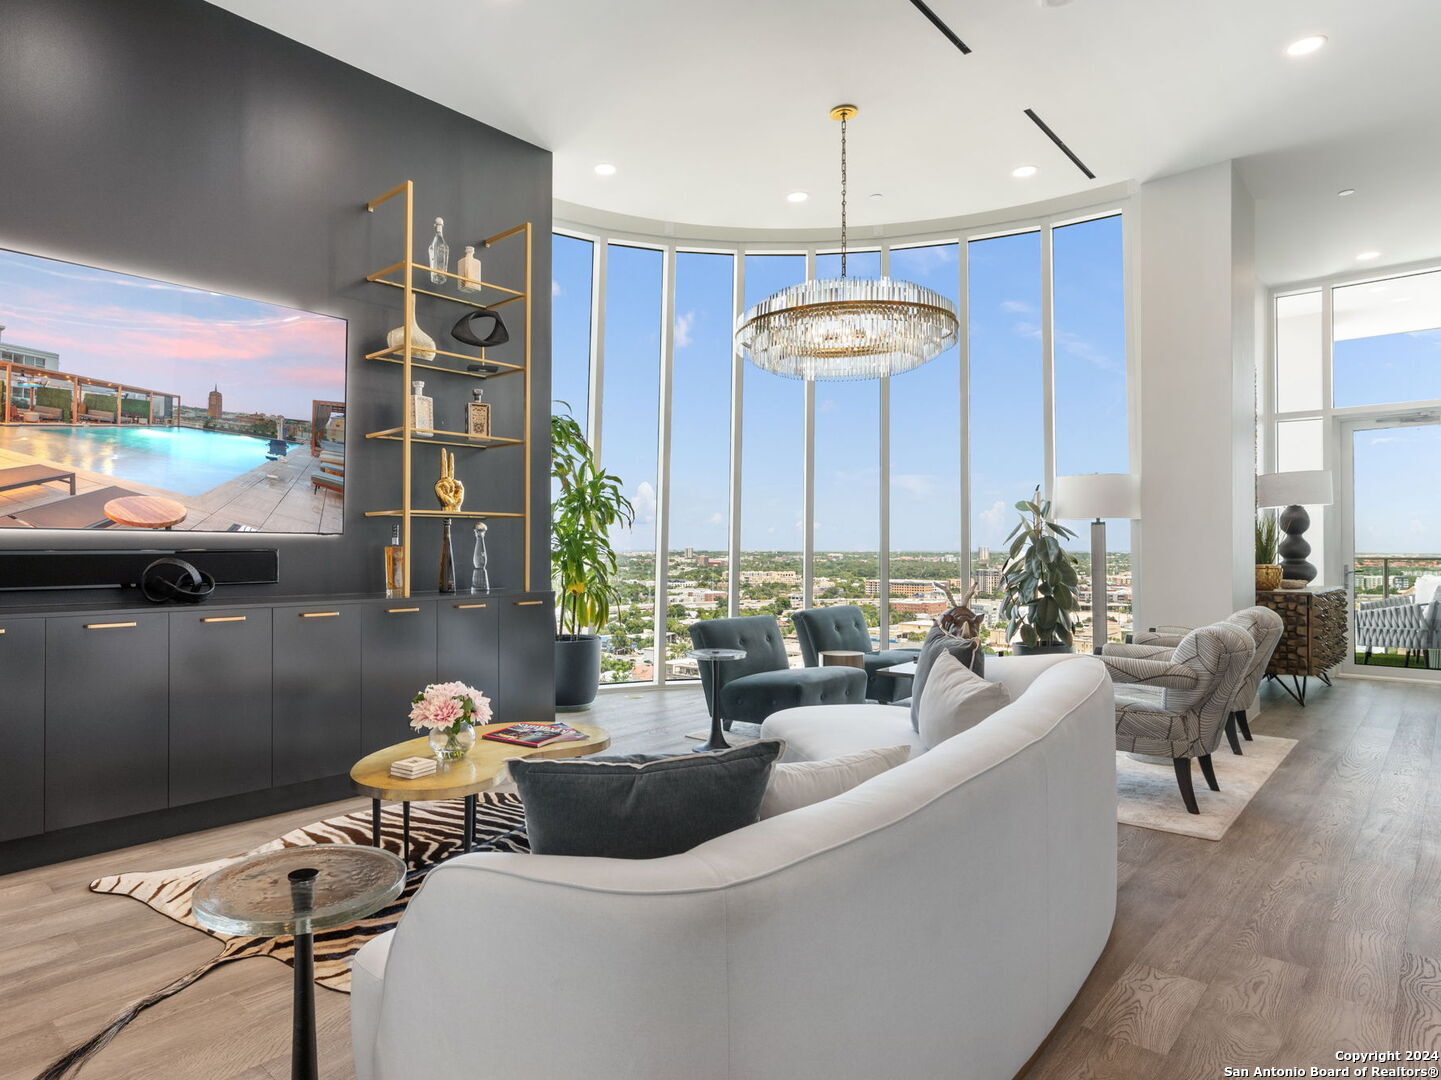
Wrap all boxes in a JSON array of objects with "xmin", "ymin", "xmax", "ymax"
[{"xmin": 351, "ymin": 653, "xmax": 1117, "ymax": 1080}]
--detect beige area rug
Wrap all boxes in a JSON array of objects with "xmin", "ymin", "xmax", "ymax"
[{"xmin": 1116, "ymin": 734, "xmax": 1297, "ymax": 841}]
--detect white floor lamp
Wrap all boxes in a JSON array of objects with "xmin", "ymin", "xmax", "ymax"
[{"xmin": 1053, "ymin": 473, "xmax": 1141, "ymax": 652}]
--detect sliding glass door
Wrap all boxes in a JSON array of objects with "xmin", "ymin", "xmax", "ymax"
[{"xmin": 1339, "ymin": 415, "xmax": 1441, "ymax": 680}]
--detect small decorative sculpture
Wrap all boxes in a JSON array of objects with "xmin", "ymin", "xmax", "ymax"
[
  {"xmin": 471, "ymin": 521, "xmax": 490, "ymax": 592},
  {"xmin": 434, "ymin": 449, "xmax": 464, "ymax": 512},
  {"xmin": 937, "ymin": 580, "xmax": 984, "ymax": 641}
]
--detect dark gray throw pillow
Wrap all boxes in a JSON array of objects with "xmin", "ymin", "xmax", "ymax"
[
  {"xmin": 509, "ymin": 739, "xmax": 785, "ymax": 859},
  {"xmin": 910, "ymin": 627, "xmax": 984, "ymax": 732}
]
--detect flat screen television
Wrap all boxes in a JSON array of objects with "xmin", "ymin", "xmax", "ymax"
[{"xmin": 0, "ymin": 246, "xmax": 347, "ymax": 534}]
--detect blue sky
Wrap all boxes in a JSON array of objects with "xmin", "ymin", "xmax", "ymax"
[
  {"xmin": 553, "ymin": 217, "xmax": 1131, "ymax": 555},
  {"xmin": 0, "ymin": 247, "xmax": 345, "ymax": 420}
]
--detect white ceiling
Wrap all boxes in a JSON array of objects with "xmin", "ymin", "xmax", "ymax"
[{"xmin": 212, "ymin": 0, "xmax": 1441, "ymax": 283}]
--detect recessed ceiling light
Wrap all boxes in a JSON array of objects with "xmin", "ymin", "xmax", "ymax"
[
  {"xmin": 593, "ymin": 163, "xmax": 616, "ymax": 176},
  {"xmin": 1336, "ymin": 187, "xmax": 1356, "ymax": 197},
  {"xmin": 1356, "ymin": 251, "xmax": 1381, "ymax": 261},
  {"xmin": 870, "ymin": 192, "xmax": 884, "ymax": 200},
  {"xmin": 787, "ymin": 191, "xmax": 809, "ymax": 203},
  {"xmin": 1012, "ymin": 165, "xmax": 1038, "ymax": 178},
  {"xmin": 1285, "ymin": 35, "xmax": 1327, "ymax": 57}
]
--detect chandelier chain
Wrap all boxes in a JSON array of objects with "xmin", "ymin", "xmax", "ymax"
[{"xmin": 839, "ymin": 113, "xmax": 848, "ymax": 279}]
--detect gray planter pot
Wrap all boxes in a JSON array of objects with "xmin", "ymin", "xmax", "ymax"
[
  {"xmin": 1010, "ymin": 642, "xmax": 1076, "ymax": 657},
  {"xmin": 555, "ymin": 634, "xmax": 601, "ymax": 709}
]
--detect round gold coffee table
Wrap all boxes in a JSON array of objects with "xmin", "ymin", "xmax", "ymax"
[{"xmin": 350, "ymin": 722, "xmax": 610, "ymax": 855}]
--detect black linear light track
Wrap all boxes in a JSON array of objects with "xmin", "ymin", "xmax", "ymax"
[
  {"xmin": 1024, "ymin": 108, "xmax": 1096, "ymax": 180},
  {"xmin": 907, "ymin": 0, "xmax": 972, "ymax": 55}
]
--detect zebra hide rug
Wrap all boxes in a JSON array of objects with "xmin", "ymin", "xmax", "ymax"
[{"xmin": 38, "ymin": 792, "xmax": 528, "ymax": 1080}]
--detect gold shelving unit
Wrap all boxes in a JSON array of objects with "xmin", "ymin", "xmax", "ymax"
[{"xmin": 362, "ymin": 180, "xmax": 533, "ymax": 597}]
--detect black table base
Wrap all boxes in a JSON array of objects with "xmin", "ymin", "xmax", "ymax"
[{"xmin": 287, "ymin": 868, "xmax": 319, "ymax": 1080}]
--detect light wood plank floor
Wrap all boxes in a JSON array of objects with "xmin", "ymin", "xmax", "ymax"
[{"xmin": 2, "ymin": 676, "xmax": 1438, "ymax": 1079}]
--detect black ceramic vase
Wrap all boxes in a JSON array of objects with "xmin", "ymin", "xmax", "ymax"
[{"xmin": 1277, "ymin": 504, "xmax": 1317, "ymax": 583}]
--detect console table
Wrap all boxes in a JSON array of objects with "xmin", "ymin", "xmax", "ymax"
[{"xmin": 1255, "ymin": 585, "xmax": 1346, "ymax": 706}]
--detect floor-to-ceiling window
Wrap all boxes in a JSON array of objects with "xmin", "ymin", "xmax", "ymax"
[
  {"xmin": 551, "ymin": 233, "xmax": 594, "ymax": 434},
  {"xmin": 1267, "ymin": 265, "xmax": 1441, "ymax": 676},
  {"xmin": 598, "ymin": 243, "xmax": 662, "ymax": 682},
  {"xmin": 812, "ymin": 250, "xmax": 882, "ymax": 646},
  {"xmin": 666, "ymin": 250, "xmax": 735, "ymax": 680},
  {"xmin": 968, "ymin": 231, "xmax": 1043, "ymax": 651},
  {"xmin": 740, "ymin": 253, "xmax": 807, "ymax": 665},
  {"xmin": 888, "ymin": 243, "xmax": 964, "ymax": 643},
  {"xmin": 556, "ymin": 206, "xmax": 1131, "ymax": 689},
  {"xmin": 1052, "ymin": 214, "xmax": 1130, "ymax": 645}
]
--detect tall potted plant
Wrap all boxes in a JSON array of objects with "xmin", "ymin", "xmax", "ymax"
[
  {"xmin": 1000, "ymin": 488, "xmax": 1081, "ymax": 655},
  {"xmin": 552, "ymin": 404, "xmax": 634, "ymax": 708}
]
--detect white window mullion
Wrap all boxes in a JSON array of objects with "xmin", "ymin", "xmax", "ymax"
[
  {"xmin": 1040, "ymin": 225, "xmax": 1056, "ymax": 500},
  {"xmin": 653, "ymin": 246, "xmax": 676, "ymax": 686},
  {"xmin": 588, "ymin": 240, "xmax": 607, "ymax": 455},
  {"xmin": 728, "ymin": 254, "xmax": 744, "ymax": 618},
  {"xmin": 959, "ymin": 237, "xmax": 972, "ymax": 591},
  {"xmin": 803, "ymin": 247, "xmax": 817, "ymax": 612},
  {"xmin": 878, "ymin": 243, "xmax": 892, "ymax": 647}
]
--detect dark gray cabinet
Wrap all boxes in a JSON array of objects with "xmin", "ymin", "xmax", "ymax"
[
  {"xmin": 44, "ymin": 614, "xmax": 169, "ymax": 831},
  {"xmin": 272, "ymin": 606, "xmax": 361, "ymax": 786},
  {"xmin": 169, "ymin": 609, "xmax": 273, "ymax": 806},
  {"xmin": 0, "ymin": 619, "xmax": 45, "ymax": 841},
  {"xmin": 1, "ymin": 589, "xmax": 554, "ymax": 862},
  {"xmin": 498, "ymin": 595, "xmax": 554, "ymax": 723},
  {"xmin": 437, "ymin": 598, "xmax": 500, "ymax": 709},
  {"xmin": 360, "ymin": 601, "xmax": 436, "ymax": 755}
]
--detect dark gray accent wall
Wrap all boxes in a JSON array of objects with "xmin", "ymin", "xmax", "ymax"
[{"xmin": 0, "ymin": 0, "xmax": 551, "ymax": 603}]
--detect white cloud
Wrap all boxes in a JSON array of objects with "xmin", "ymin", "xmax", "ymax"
[
  {"xmin": 551, "ymin": 279, "xmax": 562, "ymax": 298},
  {"xmin": 893, "ymin": 473, "xmax": 936, "ymax": 500},
  {"xmin": 1012, "ymin": 320, "xmax": 1043, "ymax": 340},
  {"xmin": 1001, "ymin": 299, "xmax": 1034, "ymax": 314},
  {"xmin": 674, "ymin": 310, "xmax": 695, "ymax": 348},
  {"xmin": 632, "ymin": 481, "xmax": 657, "ymax": 525},
  {"xmin": 816, "ymin": 397, "xmax": 836, "ymax": 413},
  {"xmin": 705, "ymin": 511, "xmax": 724, "ymax": 526},
  {"xmin": 1055, "ymin": 330, "xmax": 1121, "ymax": 373},
  {"xmin": 979, "ymin": 499, "xmax": 1007, "ymax": 531}
]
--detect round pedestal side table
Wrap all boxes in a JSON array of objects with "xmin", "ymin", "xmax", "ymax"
[
  {"xmin": 687, "ymin": 647, "xmax": 747, "ymax": 752},
  {"xmin": 193, "ymin": 845, "xmax": 406, "ymax": 1080},
  {"xmin": 820, "ymin": 649, "xmax": 866, "ymax": 669}
]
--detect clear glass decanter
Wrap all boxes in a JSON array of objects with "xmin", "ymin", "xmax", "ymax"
[{"xmin": 428, "ymin": 217, "xmax": 449, "ymax": 285}]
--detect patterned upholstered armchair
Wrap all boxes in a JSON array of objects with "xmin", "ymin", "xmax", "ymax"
[
  {"xmin": 1354, "ymin": 593, "xmax": 1441, "ymax": 667},
  {"xmin": 1100, "ymin": 621, "xmax": 1255, "ymax": 814},
  {"xmin": 1103, "ymin": 607, "xmax": 1284, "ymax": 755},
  {"xmin": 791, "ymin": 605, "xmax": 920, "ymax": 703}
]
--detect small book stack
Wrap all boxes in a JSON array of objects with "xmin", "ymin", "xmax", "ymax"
[{"xmin": 389, "ymin": 756, "xmax": 438, "ymax": 780}]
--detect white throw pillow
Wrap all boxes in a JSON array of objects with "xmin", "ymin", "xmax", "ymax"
[
  {"xmin": 758, "ymin": 745, "xmax": 912, "ymax": 819},
  {"xmin": 916, "ymin": 650, "xmax": 1010, "ymax": 749}
]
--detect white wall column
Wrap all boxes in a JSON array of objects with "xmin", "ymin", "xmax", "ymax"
[{"xmin": 1135, "ymin": 161, "xmax": 1258, "ymax": 630}]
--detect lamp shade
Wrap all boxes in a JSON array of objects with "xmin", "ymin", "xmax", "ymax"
[
  {"xmin": 1052, "ymin": 473, "xmax": 1141, "ymax": 520},
  {"xmin": 1257, "ymin": 469, "xmax": 1333, "ymax": 508}
]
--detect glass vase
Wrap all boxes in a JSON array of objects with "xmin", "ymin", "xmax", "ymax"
[{"xmin": 429, "ymin": 720, "xmax": 475, "ymax": 763}]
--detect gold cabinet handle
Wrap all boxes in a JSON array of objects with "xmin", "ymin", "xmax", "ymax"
[
  {"xmin": 202, "ymin": 616, "xmax": 247, "ymax": 624},
  {"xmin": 86, "ymin": 621, "xmax": 137, "ymax": 630},
  {"xmin": 455, "ymin": 602, "xmax": 487, "ymax": 609},
  {"xmin": 387, "ymin": 607, "xmax": 421, "ymax": 613},
  {"xmin": 513, "ymin": 600, "xmax": 544, "ymax": 606},
  {"xmin": 300, "ymin": 611, "xmax": 341, "ymax": 618}
]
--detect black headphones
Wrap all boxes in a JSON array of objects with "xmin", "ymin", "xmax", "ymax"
[
  {"xmin": 139, "ymin": 557, "xmax": 216, "ymax": 604},
  {"xmin": 451, "ymin": 308, "xmax": 510, "ymax": 349}
]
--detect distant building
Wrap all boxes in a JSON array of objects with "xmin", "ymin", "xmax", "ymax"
[
  {"xmin": 977, "ymin": 546, "xmax": 991, "ymax": 563},
  {"xmin": 0, "ymin": 325, "xmax": 60, "ymax": 371},
  {"xmin": 892, "ymin": 598, "xmax": 946, "ymax": 616},
  {"xmin": 207, "ymin": 384, "xmax": 223, "ymax": 419},
  {"xmin": 741, "ymin": 570, "xmax": 799, "ymax": 584},
  {"xmin": 973, "ymin": 567, "xmax": 1004, "ymax": 594},
  {"xmin": 866, "ymin": 579, "xmax": 942, "ymax": 598}
]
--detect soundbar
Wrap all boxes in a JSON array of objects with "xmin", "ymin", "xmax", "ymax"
[{"xmin": 0, "ymin": 549, "xmax": 279, "ymax": 591}]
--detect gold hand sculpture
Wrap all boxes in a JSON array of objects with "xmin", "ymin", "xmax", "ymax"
[{"xmin": 434, "ymin": 449, "xmax": 465, "ymax": 512}]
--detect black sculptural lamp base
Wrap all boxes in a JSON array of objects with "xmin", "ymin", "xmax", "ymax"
[{"xmin": 1277, "ymin": 503, "xmax": 1317, "ymax": 583}]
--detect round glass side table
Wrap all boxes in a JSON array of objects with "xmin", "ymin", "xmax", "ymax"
[
  {"xmin": 687, "ymin": 647, "xmax": 747, "ymax": 752},
  {"xmin": 194, "ymin": 845, "xmax": 406, "ymax": 1080}
]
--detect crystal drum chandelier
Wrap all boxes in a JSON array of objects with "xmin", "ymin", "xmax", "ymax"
[{"xmin": 736, "ymin": 105, "xmax": 960, "ymax": 380}]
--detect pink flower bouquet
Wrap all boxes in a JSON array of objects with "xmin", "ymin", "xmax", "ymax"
[{"xmin": 411, "ymin": 682, "xmax": 492, "ymax": 762}]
